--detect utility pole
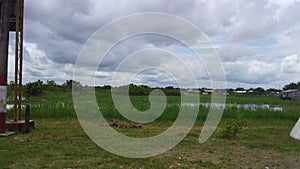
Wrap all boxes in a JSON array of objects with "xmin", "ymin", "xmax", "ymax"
[
  {"xmin": 0, "ymin": 0, "xmax": 10, "ymax": 133},
  {"xmin": 0, "ymin": 0, "xmax": 25, "ymax": 133}
]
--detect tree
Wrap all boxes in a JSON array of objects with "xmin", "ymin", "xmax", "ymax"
[
  {"xmin": 103, "ymin": 85, "xmax": 111, "ymax": 89},
  {"xmin": 44, "ymin": 80, "xmax": 57, "ymax": 91},
  {"xmin": 235, "ymin": 87, "xmax": 245, "ymax": 91},
  {"xmin": 46, "ymin": 80, "xmax": 56, "ymax": 86},
  {"xmin": 266, "ymin": 88, "xmax": 280, "ymax": 92},
  {"xmin": 63, "ymin": 80, "xmax": 82, "ymax": 89},
  {"xmin": 283, "ymin": 82, "xmax": 300, "ymax": 90},
  {"xmin": 24, "ymin": 80, "xmax": 43, "ymax": 97},
  {"xmin": 63, "ymin": 80, "xmax": 72, "ymax": 89},
  {"xmin": 166, "ymin": 86, "xmax": 174, "ymax": 89},
  {"xmin": 129, "ymin": 84, "xmax": 151, "ymax": 95},
  {"xmin": 227, "ymin": 88, "xmax": 234, "ymax": 94},
  {"xmin": 253, "ymin": 87, "xmax": 265, "ymax": 95}
]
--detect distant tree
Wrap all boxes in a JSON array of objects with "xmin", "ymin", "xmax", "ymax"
[
  {"xmin": 166, "ymin": 86, "xmax": 174, "ymax": 89},
  {"xmin": 129, "ymin": 84, "xmax": 151, "ymax": 95},
  {"xmin": 266, "ymin": 88, "xmax": 281, "ymax": 93},
  {"xmin": 103, "ymin": 85, "xmax": 111, "ymax": 89},
  {"xmin": 252, "ymin": 87, "xmax": 265, "ymax": 95},
  {"xmin": 114, "ymin": 84, "xmax": 180, "ymax": 96},
  {"xmin": 63, "ymin": 80, "xmax": 82, "ymax": 89},
  {"xmin": 24, "ymin": 80, "xmax": 43, "ymax": 97},
  {"xmin": 283, "ymin": 82, "xmax": 299, "ymax": 90},
  {"xmin": 163, "ymin": 87, "xmax": 180, "ymax": 96},
  {"xmin": 46, "ymin": 80, "xmax": 56, "ymax": 86},
  {"xmin": 44, "ymin": 80, "xmax": 57, "ymax": 91},
  {"xmin": 235, "ymin": 87, "xmax": 245, "ymax": 91},
  {"xmin": 227, "ymin": 88, "xmax": 234, "ymax": 94},
  {"xmin": 63, "ymin": 80, "xmax": 72, "ymax": 89}
]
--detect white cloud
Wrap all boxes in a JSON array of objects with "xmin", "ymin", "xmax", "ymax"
[
  {"xmin": 6, "ymin": 0, "xmax": 298, "ymax": 88},
  {"xmin": 229, "ymin": 0, "xmax": 279, "ymax": 42},
  {"xmin": 223, "ymin": 54, "xmax": 300, "ymax": 88},
  {"xmin": 21, "ymin": 43, "xmax": 74, "ymax": 83},
  {"xmin": 225, "ymin": 60, "xmax": 278, "ymax": 84},
  {"xmin": 279, "ymin": 54, "xmax": 300, "ymax": 74}
]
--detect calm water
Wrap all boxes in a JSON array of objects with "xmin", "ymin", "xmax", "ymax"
[
  {"xmin": 7, "ymin": 102, "xmax": 283, "ymax": 111},
  {"xmin": 6, "ymin": 102, "xmax": 65, "ymax": 110},
  {"xmin": 181, "ymin": 103, "xmax": 283, "ymax": 111}
]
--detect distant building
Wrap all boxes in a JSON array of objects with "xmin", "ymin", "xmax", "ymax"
[
  {"xmin": 183, "ymin": 88, "xmax": 200, "ymax": 94},
  {"xmin": 281, "ymin": 89, "xmax": 300, "ymax": 100},
  {"xmin": 202, "ymin": 89, "xmax": 215, "ymax": 94},
  {"xmin": 234, "ymin": 90, "xmax": 247, "ymax": 94}
]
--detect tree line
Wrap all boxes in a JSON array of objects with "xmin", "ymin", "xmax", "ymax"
[
  {"xmin": 7, "ymin": 80, "xmax": 180, "ymax": 97},
  {"xmin": 6, "ymin": 80, "xmax": 300, "ymax": 97},
  {"xmin": 283, "ymin": 82, "xmax": 300, "ymax": 90},
  {"xmin": 7, "ymin": 80, "xmax": 80, "ymax": 98}
]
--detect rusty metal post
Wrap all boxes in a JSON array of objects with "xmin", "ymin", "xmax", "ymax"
[
  {"xmin": 13, "ymin": 0, "xmax": 24, "ymax": 121},
  {"xmin": 0, "ymin": 0, "xmax": 10, "ymax": 133},
  {"xmin": 24, "ymin": 105, "xmax": 30, "ymax": 133}
]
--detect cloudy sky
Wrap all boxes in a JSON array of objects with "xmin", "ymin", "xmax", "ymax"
[{"xmin": 7, "ymin": 0, "xmax": 300, "ymax": 89}]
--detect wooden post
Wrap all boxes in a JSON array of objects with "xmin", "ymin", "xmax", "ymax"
[{"xmin": 24, "ymin": 105, "xmax": 30, "ymax": 133}]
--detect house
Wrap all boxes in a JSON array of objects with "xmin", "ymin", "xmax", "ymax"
[
  {"xmin": 281, "ymin": 89, "xmax": 300, "ymax": 100},
  {"xmin": 182, "ymin": 88, "xmax": 200, "ymax": 95},
  {"xmin": 186, "ymin": 89, "xmax": 200, "ymax": 93},
  {"xmin": 202, "ymin": 89, "xmax": 215, "ymax": 95},
  {"xmin": 234, "ymin": 90, "xmax": 247, "ymax": 94}
]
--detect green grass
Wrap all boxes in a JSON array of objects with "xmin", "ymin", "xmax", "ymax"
[
  {"xmin": 1, "ymin": 90, "xmax": 300, "ymax": 168},
  {"xmin": 1, "ymin": 119, "xmax": 299, "ymax": 168}
]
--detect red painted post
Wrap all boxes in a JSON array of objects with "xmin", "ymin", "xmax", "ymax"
[
  {"xmin": 0, "ymin": 76, "xmax": 7, "ymax": 133},
  {"xmin": 0, "ymin": 0, "xmax": 10, "ymax": 133}
]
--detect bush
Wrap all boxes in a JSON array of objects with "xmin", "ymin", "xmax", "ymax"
[
  {"xmin": 217, "ymin": 104, "xmax": 246, "ymax": 139},
  {"xmin": 217, "ymin": 120, "xmax": 243, "ymax": 138}
]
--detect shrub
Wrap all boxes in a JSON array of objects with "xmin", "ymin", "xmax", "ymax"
[
  {"xmin": 217, "ymin": 104, "xmax": 246, "ymax": 139},
  {"xmin": 217, "ymin": 120, "xmax": 243, "ymax": 138}
]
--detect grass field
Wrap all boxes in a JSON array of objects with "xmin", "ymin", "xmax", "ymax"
[{"xmin": 1, "ymin": 90, "xmax": 300, "ymax": 168}]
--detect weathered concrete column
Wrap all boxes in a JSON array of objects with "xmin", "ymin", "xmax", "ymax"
[{"xmin": 0, "ymin": 0, "xmax": 10, "ymax": 133}]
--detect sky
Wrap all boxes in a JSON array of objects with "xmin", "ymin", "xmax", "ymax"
[{"xmin": 7, "ymin": 0, "xmax": 300, "ymax": 89}]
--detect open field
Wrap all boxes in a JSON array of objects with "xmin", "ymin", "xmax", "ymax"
[{"xmin": 1, "ymin": 90, "xmax": 300, "ymax": 168}]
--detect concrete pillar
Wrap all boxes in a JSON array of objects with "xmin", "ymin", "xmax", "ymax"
[{"xmin": 0, "ymin": 0, "xmax": 10, "ymax": 133}]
